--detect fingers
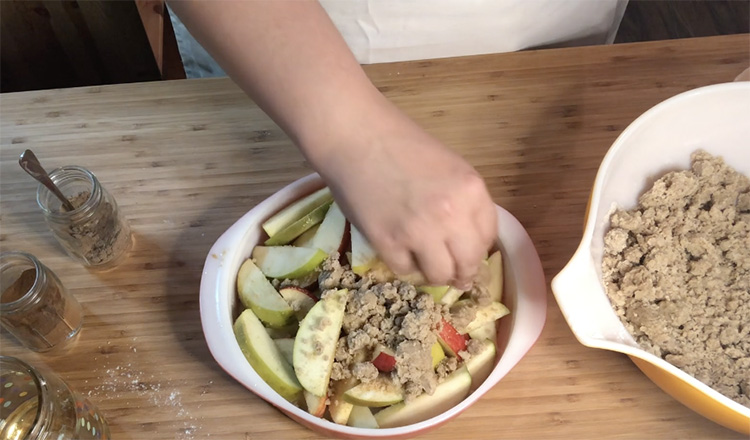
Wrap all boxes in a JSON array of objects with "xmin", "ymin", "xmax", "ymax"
[{"xmin": 413, "ymin": 239, "xmax": 455, "ymax": 286}]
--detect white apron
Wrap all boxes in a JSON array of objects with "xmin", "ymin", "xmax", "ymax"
[{"xmin": 169, "ymin": 0, "xmax": 629, "ymax": 77}]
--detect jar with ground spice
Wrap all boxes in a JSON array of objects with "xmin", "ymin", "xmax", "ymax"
[
  {"xmin": 36, "ymin": 165, "xmax": 132, "ymax": 270},
  {"xmin": 0, "ymin": 251, "xmax": 83, "ymax": 352}
]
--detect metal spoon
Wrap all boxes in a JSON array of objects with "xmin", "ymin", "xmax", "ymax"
[{"xmin": 19, "ymin": 149, "xmax": 76, "ymax": 212}]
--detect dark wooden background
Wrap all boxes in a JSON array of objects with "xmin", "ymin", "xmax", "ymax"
[{"xmin": 1, "ymin": 0, "xmax": 749, "ymax": 93}]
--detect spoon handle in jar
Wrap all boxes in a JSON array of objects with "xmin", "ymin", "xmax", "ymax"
[{"xmin": 18, "ymin": 150, "xmax": 77, "ymax": 212}]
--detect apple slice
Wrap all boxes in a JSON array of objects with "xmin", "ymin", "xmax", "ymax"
[
  {"xmin": 463, "ymin": 301, "xmax": 510, "ymax": 334},
  {"xmin": 265, "ymin": 323, "xmax": 299, "ymax": 339},
  {"xmin": 431, "ymin": 341, "xmax": 446, "ymax": 368},
  {"xmin": 274, "ymin": 338, "xmax": 295, "ymax": 364},
  {"xmin": 292, "ymin": 224, "xmax": 320, "ymax": 247},
  {"xmin": 350, "ymin": 225, "xmax": 378, "ymax": 275},
  {"xmin": 262, "ymin": 187, "xmax": 333, "ymax": 237},
  {"xmin": 343, "ymin": 375, "xmax": 404, "ymax": 407},
  {"xmin": 487, "ymin": 250, "xmax": 504, "ymax": 302},
  {"xmin": 234, "ymin": 309, "xmax": 302, "ymax": 402},
  {"xmin": 437, "ymin": 319, "xmax": 468, "ymax": 358},
  {"xmin": 265, "ymin": 201, "xmax": 331, "ymax": 246},
  {"xmin": 371, "ymin": 346, "xmax": 397, "ymax": 373},
  {"xmin": 293, "ymin": 289, "xmax": 348, "ymax": 396},
  {"xmin": 374, "ymin": 366, "xmax": 472, "ymax": 428},
  {"xmin": 439, "ymin": 287, "xmax": 464, "ymax": 306},
  {"xmin": 464, "ymin": 339, "xmax": 497, "ymax": 393},
  {"xmin": 347, "ymin": 405, "xmax": 379, "ymax": 429},
  {"xmin": 279, "ymin": 286, "xmax": 317, "ymax": 321},
  {"xmin": 303, "ymin": 390, "xmax": 327, "ymax": 417},
  {"xmin": 329, "ymin": 377, "xmax": 358, "ymax": 425},
  {"xmin": 417, "ymin": 285, "xmax": 450, "ymax": 303},
  {"xmin": 252, "ymin": 245, "xmax": 327, "ymax": 279},
  {"xmin": 307, "ymin": 202, "xmax": 347, "ymax": 254},
  {"xmin": 468, "ymin": 321, "xmax": 497, "ymax": 345},
  {"xmin": 237, "ymin": 258, "xmax": 294, "ymax": 328}
]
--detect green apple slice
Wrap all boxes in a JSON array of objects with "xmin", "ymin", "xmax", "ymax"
[
  {"xmin": 292, "ymin": 224, "xmax": 320, "ymax": 247},
  {"xmin": 347, "ymin": 405, "xmax": 379, "ymax": 429},
  {"xmin": 464, "ymin": 339, "xmax": 496, "ymax": 393},
  {"xmin": 262, "ymin": 187, "xmax": 333, "ymax": 237},
  {"xmin": 374, "ymin": 366, "xmax": 471, "ymax": 428},
  {"xmin": 304, "ymin": 390, "xmax": 327, "ymax": 417},
  {"xmin": 234, "ymin": 309, "xmax": 302, "ymax": 402},
  {"xmin": 487, "ymin": 250, "xmax": 504, "ymax": 302},
  {"xmin": 265, "ymin": 201, "xmax": 331, "ymax": 246},
  {"xmin": 431, "ymin": 341, "xmax": 446, "ymax": 368},
  {"xmin": 350, "ymin": 225, "xmax": 378, "ymax": 275},
  {"xmin": 307, "ymin": 202, "xmax": 347, "ymax": 254},
  {"xmin": 274, "ymin": 338, "xmax": 295, "ymax": 364},
  {"xmin": 468, "ymin": 321, "xmax": 497, "ymax": 345},
  {"xmin": 293, "ymin": 288, "xmax": 348, "ymax": 396},
  {"xmin": 252, "ymin": 245, "xmax": 327, "ymax": 279},
  {"xmin": 237, "ymin": 258, "xmax": 294, "ymax": 328},
  {"xmin": 417, "ymin": 285, "xmax": 450, "ymax": 303},
  {"xmin": 463, "ymin": 301, "xmax": 510, "ymax": 334},
  {"xmin": 439, "ymin": 287, "xmax": 464, "ymax": 306},
  {"xmin": 329, "ymin": 377, "xmax": 358, "ymax": 425},
  {"xmin": 343, "ymin": 376, "xmax": 404, "ymax": 407}
]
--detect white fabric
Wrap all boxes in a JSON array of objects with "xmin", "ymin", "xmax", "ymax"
[
  {"xmin": 168, "ymin": 0, "xmax": 629, "ymax": 78},
  {"xmin": 320, "ymin": 0, "xmax": 629, "ymax": 64}
]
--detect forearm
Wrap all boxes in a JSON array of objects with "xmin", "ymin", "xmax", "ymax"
[{"xmin": 168, "ymin": 0, "xmax": 386, "ymax": 163}]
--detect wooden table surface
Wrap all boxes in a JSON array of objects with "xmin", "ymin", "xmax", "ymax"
[{"xmin": 1, "ymin": 34, "xmax": 748, "ymax": 439}]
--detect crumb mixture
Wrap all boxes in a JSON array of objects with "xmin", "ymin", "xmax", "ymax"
[
  {"xmin": 318, "ymin": 254, "xmax": 483, "ymax": 402},
  {"xmin": 602, "ymin": 151, "xmax": 750, "ymax": 407}
]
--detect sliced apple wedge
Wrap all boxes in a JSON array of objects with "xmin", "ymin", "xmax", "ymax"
[
  {"xmin": 274, "ymin": 338, "xmax": 295, "ymax": 364},
  {"xmin": 463, "ymin": 301, "xmax": 510, "ymax": 334},
  {"xmin": 265, "ymin": 323, "xmax": 299, "ymax": 339},
  {"xmin": 293, "ymin": 289, "xmax": 348, "ymax": 397},
  {"xmin": 343, "ymin": 375, "xmax": 404, "ymax": 407},
  {"xmin": 437, "ymin": 319, "xmax": 468, "ymax": 358},
  {"xmin": 468, "ymin": 321, "xmax": 497, "ymax": 345},
  {"xmin": 262, "ymin": 187, "xmax": 333, "ymax": 237},
  {"xmin": 347, "ymin": 405, "xmax": 379, "ymax": 429},
  {"xmin": 303, "ymin": 390, "xmax": 327, "ymax": 417},
  {"xmin": 439, "ymin": 287, "xmax": 464, "ymax": 306},
  {"xmin": 279, "ymin": 286, "xmax": 317, "ymax": 321},
  {"xmin": 234, "ymin": 309, "xmax": 302, "ymax": 402},
  {"xmin": 417, "ymin": 285, "xmax": 450, "ymax": 302},
  {"xmin": 374, "ymin": 366, "xmax": 472, "ymax": 428},
  {"xmin": 265, "ymin": 201, "xmax": 331, "ymax": 246},
  {"xmin": 487, "ymin": 250, "xmax": 504, "ymax": 302},
  {"xmin": 464, "ymin": 339, "xmax": 497, "ymax": 393},
  {"xmin": 292, "ymin": 223, "xmax": 320, "ymax": 247},
  {"xmin": 307, "ymin": 202, "xmax": 347, "ymax": 254},
  {"xmin": 371, "ymin": 346, "xmax": 397, "ymax": 373},
  {"xmin": 252, "ymin": 245, "xmax": 327, "ymax": 279},
  {"xmin": 431, "ymin": 341, "xmax": 446, "ymax": 368},
  {"xmin": 350, "ymin": 225, "xmax": 378, "ymax": 275},
  {"xmin": 237, "ymin": 258, "xmax": 294, "ymax": 328},
  {"xmin": 329, "ymin": 377, "xmax": 358, "ymax": 425}
]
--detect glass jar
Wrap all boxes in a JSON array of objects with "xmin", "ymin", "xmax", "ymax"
[
  {"xmin": 0, "ymin": 252, "xmax": 83, "ymax": 352},
  {"xmin": 36, "ymin": 166, "xmax": 132, "ymax": 270},
  {"xmin": 0, "ymin": 356, "xmax": 110, "ymax": 440}
]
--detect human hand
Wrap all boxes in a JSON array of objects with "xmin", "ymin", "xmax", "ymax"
[{"xmin": 304, "ymin": 96, "xmax": 497, "ymax": 289}]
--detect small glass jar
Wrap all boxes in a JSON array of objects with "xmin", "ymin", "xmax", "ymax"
[
  {"xmin": 0, "ymin": 356, "xmax": 110, "ymax": 440},
  {"xmin": 36, "ymin": 166, "xmax": 132, "ymax": 270},
  {"xmin": 0, "ymin": 252, "xmax": 83, "ymax": 352}
]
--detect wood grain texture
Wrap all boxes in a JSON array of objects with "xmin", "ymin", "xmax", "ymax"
[{"xmin": 1, "ymin": 34, "xmax": 748, "ymax": 439}]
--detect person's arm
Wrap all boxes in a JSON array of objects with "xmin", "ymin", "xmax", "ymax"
[{"xmin": 168, "ymin": 0, "xmax": 497, "ymax": 288}]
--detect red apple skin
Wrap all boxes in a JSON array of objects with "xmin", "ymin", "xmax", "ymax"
[
  {"xmin": 372, "ymin": 350, "xmax": 397, "ymax": 373},
  {"xmin": 279, "ymin": 286, "xmax": 318, "ymax": 303},
  {"xmin": 438, "ymin": 319, "xmax": 468, "ymax": 359}
]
